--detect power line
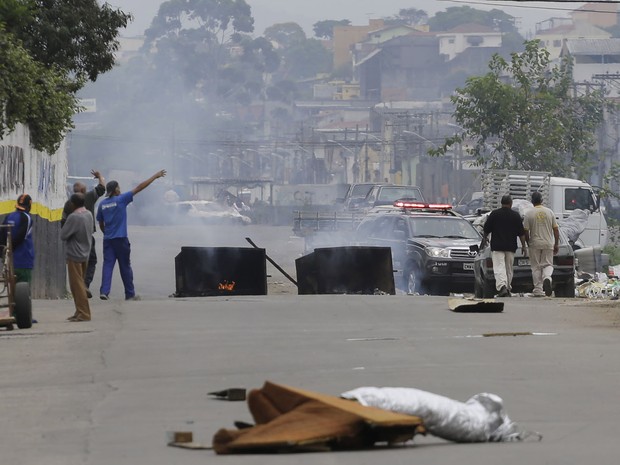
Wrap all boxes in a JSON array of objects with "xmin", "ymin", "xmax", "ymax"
[{"xmin": 440, "ymin": 0, "xmax": 620, "ymax": 14}]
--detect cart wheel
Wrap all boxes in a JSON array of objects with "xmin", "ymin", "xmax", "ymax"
[{"xmin": 14, "ymin": 282, "xmax": 32, "ymax": 329}]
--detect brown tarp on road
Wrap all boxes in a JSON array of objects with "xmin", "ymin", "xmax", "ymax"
[{"xmin": 212, "ymin": 381, "xmax": 426, "ymax": 454}]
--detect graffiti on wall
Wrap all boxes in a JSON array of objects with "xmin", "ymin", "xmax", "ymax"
[
  {"xmin": 0, "ymin": 145, "xmax": 25, "ymax": 194},
  {"xmin": 38, "ymin": 155, "xmax": 56, "ymax": 200}
]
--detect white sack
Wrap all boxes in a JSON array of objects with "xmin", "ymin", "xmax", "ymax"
[
  {"xmin": 341, "ymin": 387, "xmax": 520, "ymax": 443},
  {"xmin": 558, "ymin": 209, "xmax": 590, "ymax": 243},
  {"xmin": 511, "ymin": 199, "xmax": 533, "ymax": 218}
]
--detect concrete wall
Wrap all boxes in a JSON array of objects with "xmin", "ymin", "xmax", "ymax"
[{"xmin": 0, "ymin": 124, "xmax": 68, "ymax": 298}]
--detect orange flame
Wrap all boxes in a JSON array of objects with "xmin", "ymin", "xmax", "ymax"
[{"xmin": 218, "ymin": 281, "xmax": 236, "ymax": 291}]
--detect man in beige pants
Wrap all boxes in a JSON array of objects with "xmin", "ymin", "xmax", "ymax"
[
  {"xmin": 60, "ymin": 193, "xmax": 94, "ymax": 321},
  {"xmin": 523, "ymin": 191, "xmax": 559, "ymax": 297}
]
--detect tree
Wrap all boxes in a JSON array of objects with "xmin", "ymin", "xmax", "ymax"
[
  {"xmin": 264, "ymin": 22, "xmax": 306, "ymax": 48},
  {"xmin": 430, "ymin": 40, "xmax": 609, "ymax": 177},
  {"xmin": 429, "ymin": 6, "xmax": 517, "ymax": 34},
  {"xmin": 0, "ymin": 28, "xmax": 77, "ymax": 153},
  {"xmin": 280, "ymin": 38, "xmax": 332, "ymax": 80},
  {"xmin": 5, "ymin": 0, "xmax": 131, "ymax": 88},
  {"xmin": 144, "ymin": 0, "xmax": 254, "ymax": 99},
  {"xmin": 0, "ymin": 0, "xmax": 129, "ymax": 153},
  {"xmin": 313, "ymin": 19, "xmax": 350, "ymax": 39},
  {"xmin": 384, "ymin": 8, "xmax": 428, "ymax": 27}
]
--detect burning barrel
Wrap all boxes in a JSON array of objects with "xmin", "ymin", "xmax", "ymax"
[
  {"xmin": 174, "ymin": 247, "xmax": 268, "ymax": 297},
  {"xmin": 295, "ymin": 246, "xmax": 395, "ymax": 295}
]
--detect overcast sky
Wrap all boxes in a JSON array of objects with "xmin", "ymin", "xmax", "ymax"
[{"xmin": 109, "ymin": 0, "xmax": 585, "ymax": 38}]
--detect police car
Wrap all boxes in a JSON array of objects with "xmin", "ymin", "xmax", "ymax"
[{"xmin": 355, "ymin": 200, "xmax": 482, "ymax": 295}]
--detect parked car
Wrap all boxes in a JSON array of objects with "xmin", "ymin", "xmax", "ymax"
[
  {"xmin": 453, "ymin": 197, "xmax": 486, "ymax": 216},
  {"xmin": 338, "ymin": 183, "xmax": 388, "ymax": 211},
  {"xmin": 355, "ymin": 184, "xmax": 425, "ymax": 211},
  {"xmin": 170, "ymin": 200, "xmax": 252, "ymax": 225},
  {"xmin": 473, "ymin": 229, "xmax": 575, "ymax": 298},
  {"xmin": 355, "ymin": 201, "xmax": 482, "ymax": 295}
]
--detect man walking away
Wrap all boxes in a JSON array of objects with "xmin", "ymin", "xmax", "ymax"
[
  {"xmin": 61, "ymin": 170, "xmax": 105, "ymax": 298},
  {"xmin": 482, "ymin": 195, "xmax": 528, "ymax": 297},
  {"xmin": 60, "ymin": 193, "xmax": 93, "ymax": 322},
  {"xmin": 524, "ymin": 191, "xmax": 560, "ymax": 297},
  {"xmin": 96, "ymin": 170, "xmax": 167, "ymax": 301}
]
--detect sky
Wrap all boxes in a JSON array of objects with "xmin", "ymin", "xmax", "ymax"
[{"xmin": 108, "ymin": 0, "xmax": 587, "ymax": 38}]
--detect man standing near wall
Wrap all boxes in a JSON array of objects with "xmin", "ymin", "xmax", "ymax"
[
  {"xmin": 96, "ymin": 170, "xmax": 166, "ymax": 301},
  {"xmin": 61, "ymin": 170, "xmax": 105, "ymax": 298},
  {"xmin": 60, "ymin": 193, "xmax": 93, "ymax": 321},
  {"xmin": 0, "ymin": 194, "xmax": 35, "ymax": 284},
  {"xmin": 524, "ymin": 191, "xmax": 560, "ymax": 297}
]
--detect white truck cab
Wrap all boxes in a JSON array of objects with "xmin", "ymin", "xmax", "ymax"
[
  {"xmin": 548, "ymin": 177, "xmax": 608, "ymax": 247},
  {"xmin": 481, "ymin": 170, "xmax": 608, "ymax": 248}
]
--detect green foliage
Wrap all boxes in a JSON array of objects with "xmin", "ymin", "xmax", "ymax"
[
  {"xmin": 430, "ymin": 40, "xmax": 610, "ymax": 177},
  {"xmin": 264, "ymin": 22, "xmax": 306, "ymax": 48},
  {"xmin": 429, "ymin": 6, "xmax": 519, "ymax": 35},
  {"xmin": 384, "ymin": 8, "xmax": 428, "ymax": 27},
  {"xmin": 313, "ymin": 19, "xmax": 350, "ymax": 39},
  {"xmin": 144, "ymin": 0, "xmax": 255, "ymax": 99},
  {"xmin": 0, "ymin": 0, "xmax": 129, "ymax": 154},
  {"xmin": 603, "ymin": 243, "xmax": 620, "ymax": 266},
  {"xmin": 0, "ymin": 29, "xmax": 78, "ymax": 153},
  {"xmin": 280, "ymin": 38, "xmax": 332, "ymax": 80},
  {"xmin": 0, "ymin": 0, "xmax": 34, "ymax": 33},
  {"xmin": 9, "ymin": 0, "xmax": 131, "ymax": 86}
]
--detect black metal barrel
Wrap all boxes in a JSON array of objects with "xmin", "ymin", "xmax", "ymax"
[
  {"xmin": 295, "ymin": 246, "xmax": 395, "ymax": 295},
  {"xmin": 174, "ymin": 247, "xmax": 268, "ymax": 297}
]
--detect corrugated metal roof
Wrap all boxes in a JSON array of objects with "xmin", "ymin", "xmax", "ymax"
[{"xmin": 564, "ymin": 38, "xmax": 620, "ymax": 55}]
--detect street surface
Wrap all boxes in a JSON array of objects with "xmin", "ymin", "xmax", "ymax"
[{"xmin": 1, "ymin": 224, "xmax": 620, "ymax": 464}]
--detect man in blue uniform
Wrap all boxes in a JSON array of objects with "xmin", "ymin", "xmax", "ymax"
[
  {"xmin": 96, "ymin": 170, "xmax": 166, "ymax": 300},
  {"xmin": 0, "ymin": 194, "xmax": 35, "ymax": 284}
]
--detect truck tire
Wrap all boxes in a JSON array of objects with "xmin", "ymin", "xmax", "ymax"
[
  {"xmin": 14, "ymin": 282, "xmax": 32, "ymax": 329},
  {"xmin": 554, "ymin": 275, "xmax": 575, "ymax": 298}
]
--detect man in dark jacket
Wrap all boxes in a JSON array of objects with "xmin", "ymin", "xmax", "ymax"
[
  {"xmin": 61, "ymin": 170, "xmax": 105, "ymax": 298},
  {"xmin": 0, "ymin": 194, "xmax": 35, "ymax": 284},
  {"xmin": 482, "ymin": 195, "xmax": 528, "ymax": 297}
]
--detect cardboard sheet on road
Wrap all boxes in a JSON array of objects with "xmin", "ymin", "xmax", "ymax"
[
  {"xmin": 448, "ymin": 298, "xmax": 504, "ymax": 313},
  {"xmin": 212, "ymin": 381, "xmax": 425, "ymax": 454}
]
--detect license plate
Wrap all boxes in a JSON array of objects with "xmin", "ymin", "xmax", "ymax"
[
  {"xmin": 518, "ymin": 259, "xmax": 530, "ymax": 266},
  {"xmin": 463, "ymin": 263, "xmax": 474, "ymax": 270}
]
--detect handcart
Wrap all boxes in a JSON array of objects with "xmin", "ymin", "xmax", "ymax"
[{"xmin": 0, "ymin": 225, "xmax": 32, "ymax": 330}]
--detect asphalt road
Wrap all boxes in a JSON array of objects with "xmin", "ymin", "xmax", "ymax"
[{"xmin": 1, "ymin": 224, "xmax": 620, "ymax": 465}]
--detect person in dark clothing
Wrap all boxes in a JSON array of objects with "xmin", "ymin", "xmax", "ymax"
[
  {"xmin": 0, "ymin": 194, "xmax": 35, "ymax": 284},
  {"xmin": 61, "ymin": 170, "xmax": 105, "ymax": 298},
  {"xmin": 482, "ymin": 195, "xmax": 528, "ymax": 297}
]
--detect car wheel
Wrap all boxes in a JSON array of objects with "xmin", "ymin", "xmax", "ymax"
[
  {"xmin": 554, "ymin": 275, "xmax": 575, "ymax": 298},
  {"xmin": 404, "ymin": 264, "xmax": 422, "ymax": 295},
  {"xmin": 14, "ymin": 282, "xmax": 32, "ymax": 329}
]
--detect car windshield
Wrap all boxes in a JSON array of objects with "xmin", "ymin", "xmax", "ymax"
[
  {"xmin": 350, "ymin": 184, "xmax": 374, "ymax": 198},
  {"xmin": 377, "ymin": 187, "xmax": 422, "ymax": 201},
  {"xmin": 409, "ymin": 217, "xmax": 480, "ymax": 239}
]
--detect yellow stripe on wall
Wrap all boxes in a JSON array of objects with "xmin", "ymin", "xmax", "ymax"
[{"xmin": 0, "ymin": 200, "xmax": 63, "ymax": 222}]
